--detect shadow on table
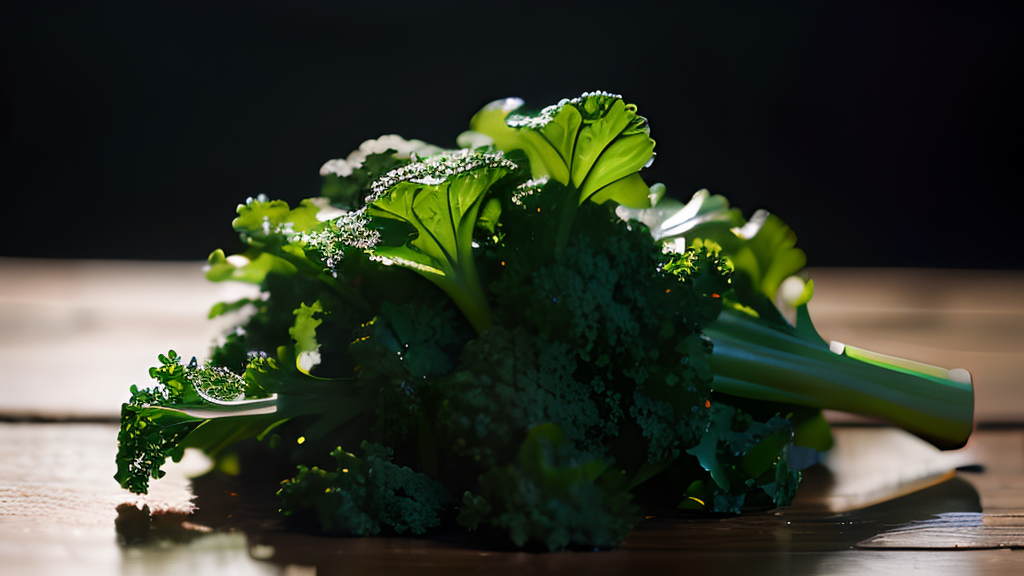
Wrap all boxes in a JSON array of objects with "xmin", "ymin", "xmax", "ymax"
[{"xmin": 114, "ymin": 461, "xmax": 984, "ymax": 575}]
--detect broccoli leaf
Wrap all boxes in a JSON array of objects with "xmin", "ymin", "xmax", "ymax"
[
  {"xmin": 683, "ymin": 403, "xmax": 800, "ymax": 513},
  {"xmin": 232, "ymin": 196, "xmax": 322, "ymax": 240},
  {"xmin": 206, "ymin": 248, "xmax": 297, "ymax": 284},
  {"xmin": 620, "ymin": 188, "xmax": 807, "ymax": 325},
  {"xmin": 206, "ymin": 196, "xmax": 337, "ymax": 286},
  {"xmin": 469, "ymin": 91, "xmax": 655, "ymax": 209},
  {"xmin": 114, "ymin": 350, "xmax": 373, "ymax": 495},
  {"xmin": 114, "ymin": 351, "xmax": 278, "ymax": 494},
  {"xmin": 338, "ymin": 150, "xmax": 517, "ymax": 333}
]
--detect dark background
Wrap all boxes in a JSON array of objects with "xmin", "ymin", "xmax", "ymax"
[{"xmin": 1, "ymin": 2, "xmax": 1020, "ymax": 268}]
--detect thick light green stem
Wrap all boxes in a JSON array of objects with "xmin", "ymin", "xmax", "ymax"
[
  {"xmin": 705, "ymin": 309, "xmax": 974, "ymax": 450},
  {"xmin": 553, "ymin": 188, "xmax": 581, "ymax": 260},
  {"xmin": 432, "ymin": 260, "xmax": 493, "ymax": 336}
]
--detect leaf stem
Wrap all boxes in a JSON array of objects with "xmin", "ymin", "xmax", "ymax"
[{"xmin": 553, "ymin": 187, "xmax": 580, "ymax": 260}]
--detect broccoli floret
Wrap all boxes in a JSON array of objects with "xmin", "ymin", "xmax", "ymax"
[
  {"xmin": 278, "ymin": 441, "xmax": 451, "ymax": 536},
  {"xmin": 457, "ymin": 423, "xmax": 637, "ymax": 551}
]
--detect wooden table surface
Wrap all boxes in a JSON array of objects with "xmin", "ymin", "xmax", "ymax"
[{"xmin": 2, "ymin": 259, "xmax": 1023, "ymax": 575}]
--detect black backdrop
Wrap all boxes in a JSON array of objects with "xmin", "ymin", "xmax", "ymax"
[{"xmin": 1, "ymin": 2, "xmax": 1020, "ymax": 268}]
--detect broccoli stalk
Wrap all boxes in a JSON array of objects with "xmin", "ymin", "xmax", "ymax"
[{"xmin": 706, "ymin": 307, "xmax": 973, "ymax": 449}]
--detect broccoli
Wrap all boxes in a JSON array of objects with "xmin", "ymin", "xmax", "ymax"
[
  {"xmin": 114, "ymin": 93, "xmax": 973, "ymax": 551},
  {"xmin": 618, "ymin": 187, "xmax": 974, "ymax": 450}
]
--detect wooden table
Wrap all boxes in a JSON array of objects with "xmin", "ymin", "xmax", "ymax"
[{"xmin": 2, "ymin": 259, "xmax": 1023, "ymax": 575}]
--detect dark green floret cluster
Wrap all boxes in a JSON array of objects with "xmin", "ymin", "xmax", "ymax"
[{"xmin": 115, "ymin": 92, "xmax": 973, "ymax": 551}]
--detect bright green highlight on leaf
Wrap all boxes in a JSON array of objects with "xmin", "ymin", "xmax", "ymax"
[
  {"xmin": 232, "ymin": 196, "xmax": 323, "ymax": 238},
  {"xmin": 469, "ymin": 91, "xmax": 655, "ymax": 209},
  {"xmin": 206, "ymin": 248, "xmax": 297, "ymax": 284}
]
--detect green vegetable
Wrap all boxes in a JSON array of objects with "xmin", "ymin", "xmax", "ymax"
[
  {"xmin": 618, "ymin": 188, "xmax": 974, "ymax": 450},
  {"xmin": 340, "ymin": 150, "xmax": 517, "ymax": 334},
  {"xmin": 115, "ymin": 91, "xmax": 973, "ymax": 551},
  {"xmin": 277, "ymin": 441, "xmax": 451, "ymax": 536}
]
